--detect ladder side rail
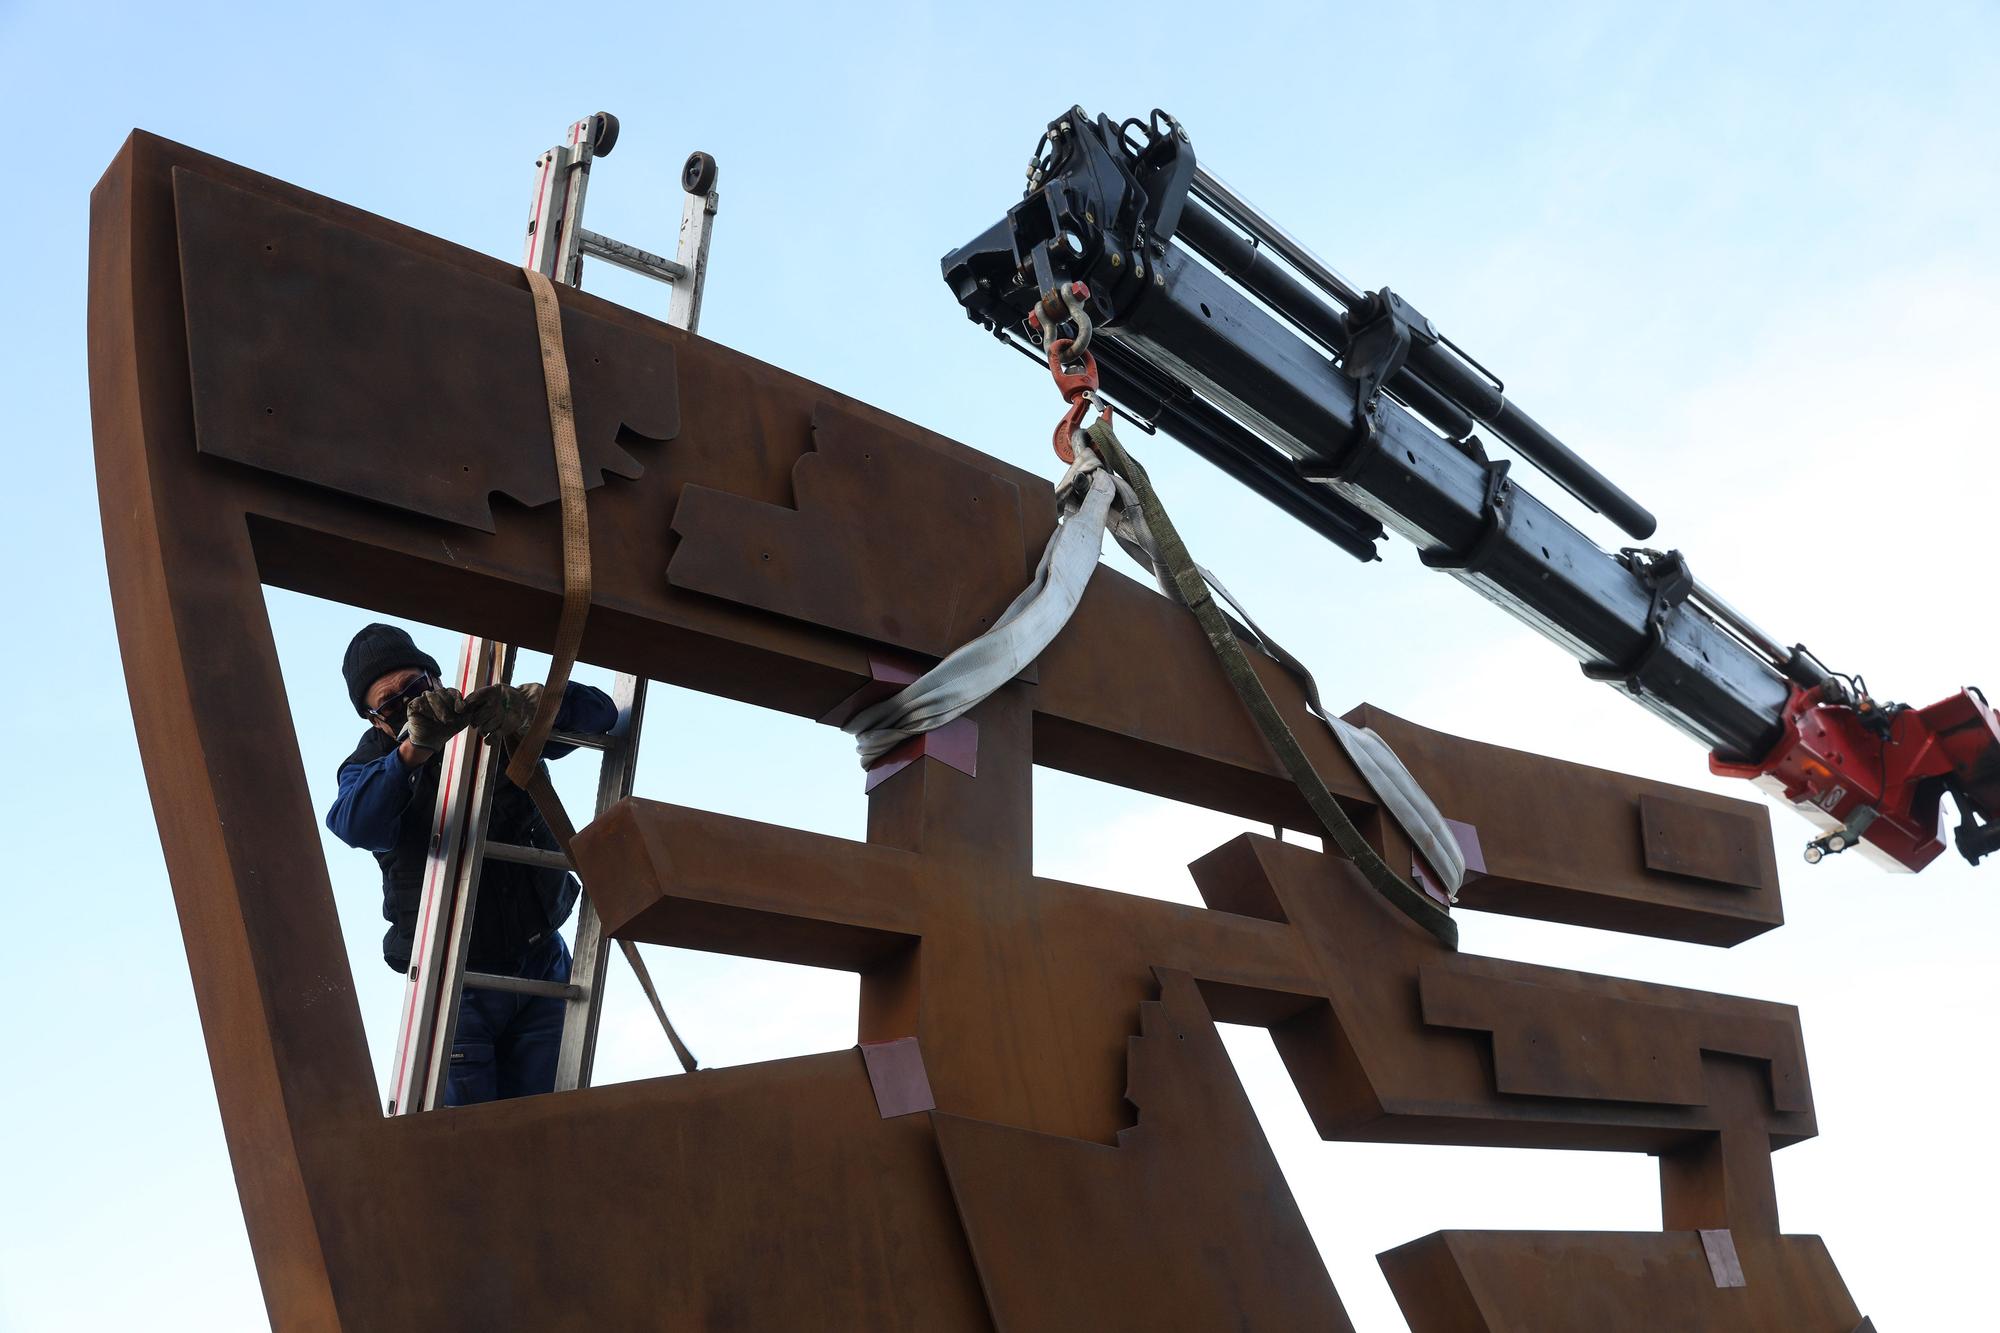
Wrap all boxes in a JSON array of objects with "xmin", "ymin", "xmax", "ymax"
[
  {"xmin": 385, "ymin": 635, "xmax": 508, "ymax": 1114},
  {"xmin": 522, "ymin": 143, "xmax": 572, "ymax": 276},
  {"xmin": 549, "ymin": 117, "xmax": 595, "ymax": 285},
  {"xmin": 523, "ymin": 117, "xmax": 595, "ymax": 280},
  {"xmin": 667, "ymin": 180, "xmax": 718, "ymax": 333},
  {"xmin": 552, "ymin": 673, "xmax": 648, "ymax": 1091},
  {"xmin": 415, "ymin": 722, "xmax": 511, "ymax": 1111}
]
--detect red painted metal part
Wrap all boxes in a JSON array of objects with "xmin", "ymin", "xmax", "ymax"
[
  {"xmin": 1710, "ymin": 684, "xmax": 2000, "ymax": 871},
  {"xmin": 864, "ymin": 717, "xmax": 979, "ymax": 792},
  {"xmin": 1043, "ymin": 339, "xmax": 1098, "ymax": 465},
  {"xmin": 1029, "ymin": 282, "xmax": 1099, "ymax": 464}
]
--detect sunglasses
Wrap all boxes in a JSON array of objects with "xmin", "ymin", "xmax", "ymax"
[{"xmin": 366, "ymin": 672, "xmax": 437, "ymax": 726}]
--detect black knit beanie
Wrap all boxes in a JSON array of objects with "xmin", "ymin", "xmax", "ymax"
[{"xmin": 342, "ymin": 623, "xmax": 443, "ymax": 716}]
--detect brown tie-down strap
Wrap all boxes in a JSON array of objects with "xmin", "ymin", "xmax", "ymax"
[
  {"xmin": 517, "ymin": 764, "xmax": 698, "ymax": 1074},
  {"xmin": 508, "ymin": 267, "xmax": 593, "ymax": 788},
  {"xmin": 512, "ymin": 267, "xmax": 698, "ymax": 1074}
]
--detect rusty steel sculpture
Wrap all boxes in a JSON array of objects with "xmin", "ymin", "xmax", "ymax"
[{"xmin": 92, "ymin": 132, "xmax": 1874, "ymax": 1330}]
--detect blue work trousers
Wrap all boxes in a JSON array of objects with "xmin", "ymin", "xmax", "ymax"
[{"xmin": 444, "ymin": 932, "xmax": 572, "ymax": 1106}]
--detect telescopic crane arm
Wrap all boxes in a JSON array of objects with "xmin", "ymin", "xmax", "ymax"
[{"xmin": 942, "ymin": 106, "xmax": 2000, "ymax": 873}]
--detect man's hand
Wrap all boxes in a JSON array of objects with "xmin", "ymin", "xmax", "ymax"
[
  {"xmin": 462, "ymin": 682, "xmax": 545, "ymax": 744},
  {"xmin": 402, "ymin": 686, "xmax": 469, "ymax": 758}
]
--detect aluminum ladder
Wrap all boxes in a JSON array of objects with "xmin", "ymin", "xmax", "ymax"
[{"xmin": 385, "ymin": 112, "xmax": 717, "ymax": 1115}]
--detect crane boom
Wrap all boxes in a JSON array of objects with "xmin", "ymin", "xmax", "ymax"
[{"xmin": 942, "ymin": 106, "xmax": 1999, "ymax": 873}]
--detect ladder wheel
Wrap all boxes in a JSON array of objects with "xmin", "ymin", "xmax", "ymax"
[
  {"xmin": 589, "ymin": 112, "xmax": 621, "ymax": 157},
  {"xmin": 682, "ymin": 150, "xmax": 718, "ymax": 196}
]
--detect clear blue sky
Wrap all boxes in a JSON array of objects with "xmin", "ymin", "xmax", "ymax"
[{"xmin": 3, "ymin": 2, "xmax": 1996, "ymax": 1328}]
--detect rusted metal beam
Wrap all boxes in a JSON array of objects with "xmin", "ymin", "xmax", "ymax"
[{"xmin": 1380, "ymin": 1230, "xmax": 1863, "ymax": 1331}]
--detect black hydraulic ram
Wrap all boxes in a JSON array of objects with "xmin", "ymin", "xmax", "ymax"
[{"xmin": 941, "ymin": 107, "xmax": 1796, "ymax": 764}]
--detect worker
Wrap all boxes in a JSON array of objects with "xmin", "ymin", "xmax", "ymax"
[{"xmin": 326, "ymin": 623, "xmax": 617, "ymax": 1105}]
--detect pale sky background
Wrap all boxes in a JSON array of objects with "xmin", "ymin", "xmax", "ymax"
[{"xmin": 3, "ymin": 2, "xmax": 1997, "ymax": 1329}]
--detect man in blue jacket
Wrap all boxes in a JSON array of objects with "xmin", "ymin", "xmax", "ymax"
[{"xmin": 325, "ymin": 623, "xmax": 617, "ymax": 1106}]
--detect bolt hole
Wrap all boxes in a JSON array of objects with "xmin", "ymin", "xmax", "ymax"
[
  {"xmin": 1541, "ymin": 546, "xmax": 1550, "ymax": 559},
  {"xmin": 761, "ymin": 552, "xmax": 771, "ymax": 561},
  {"xmin": 1406, "ymin": 450, "xmax": 1416, "ymax": 464},
  {"xmin": 264, "ymin": 407, "xmax": 274, "ymax": 415},
  {"xmin": 1199, "ymin": 302, "xmax": 1211, "ymax": 318},
  {"xmin": 263, "ymin": 244, "xmax": 273, "ymax": 252}
]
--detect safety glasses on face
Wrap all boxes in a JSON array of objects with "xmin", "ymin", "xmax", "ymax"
[{"xmin": 367, "ymin": 673, "xmax": 437, "ymax": 726}]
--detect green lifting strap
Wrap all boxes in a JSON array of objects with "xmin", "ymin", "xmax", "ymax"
[{"xmin": 1084, "ymin": 416, "xmax": 1458, "ymax": 951}]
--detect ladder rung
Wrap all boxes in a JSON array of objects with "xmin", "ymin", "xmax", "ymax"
[
  {"xmin": 577, "ymin": 228, "xmax": 687, "ymax": 284},
  {"xmin": 485, "ymin": 842, "xmax": 572, "ymax": 872},
  {"xmin": 462, "ymin": 971, "xmax": 583, "ymax": 1001},
  {"xmin": 550, "ymin": 727, "xmax": 614, "ymax": 752}
]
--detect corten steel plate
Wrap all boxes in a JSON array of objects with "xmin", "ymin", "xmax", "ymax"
[
  {"xmin": 93, "ymin": 130, "xmax": 1862, "ymax": 1329},
  {"xmin": 1379, "ymin": 1230, "xmax": 1861, "ymax": 1331},
  {"xmin": 1346, "ymin": 706, "xmax": 1784, "ymax": 943}
]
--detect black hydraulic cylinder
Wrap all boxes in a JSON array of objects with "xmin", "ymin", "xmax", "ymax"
[
  {"xmin": 1173, "ymin": 201, "xmax": 1483, "ymax": 445},
  {"xmin": 1400, "ymin": 332, "xmax": 1659, "ymax": 540},
  {"xmin": 1174, "ymin": 200, "xmax": 1348, "ymax": 350},
  {"xmin": 1174, "ymin": 199, "xmax": 1657, "ymax": 540}
]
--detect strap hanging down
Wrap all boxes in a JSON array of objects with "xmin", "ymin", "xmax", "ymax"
[
  {"xmin": 510, "ymin": 268, "xmax": 595, "ymax": 788},
  {"xmin": 1086, "ymin": 418, "xmax": 1457, "ymax": 949},
  {"xmin": 514, "ymin": 266, "xmax": 697, "ymax": 1073}
]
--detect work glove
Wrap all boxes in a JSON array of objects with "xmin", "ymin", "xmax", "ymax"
[
  {"xmin": 403, "ymin": 687, "xmax": 468, "ymax": 753},
  {"xmin": 462, "ymin": 682, "xmax": 545, "ymax": 744}
]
